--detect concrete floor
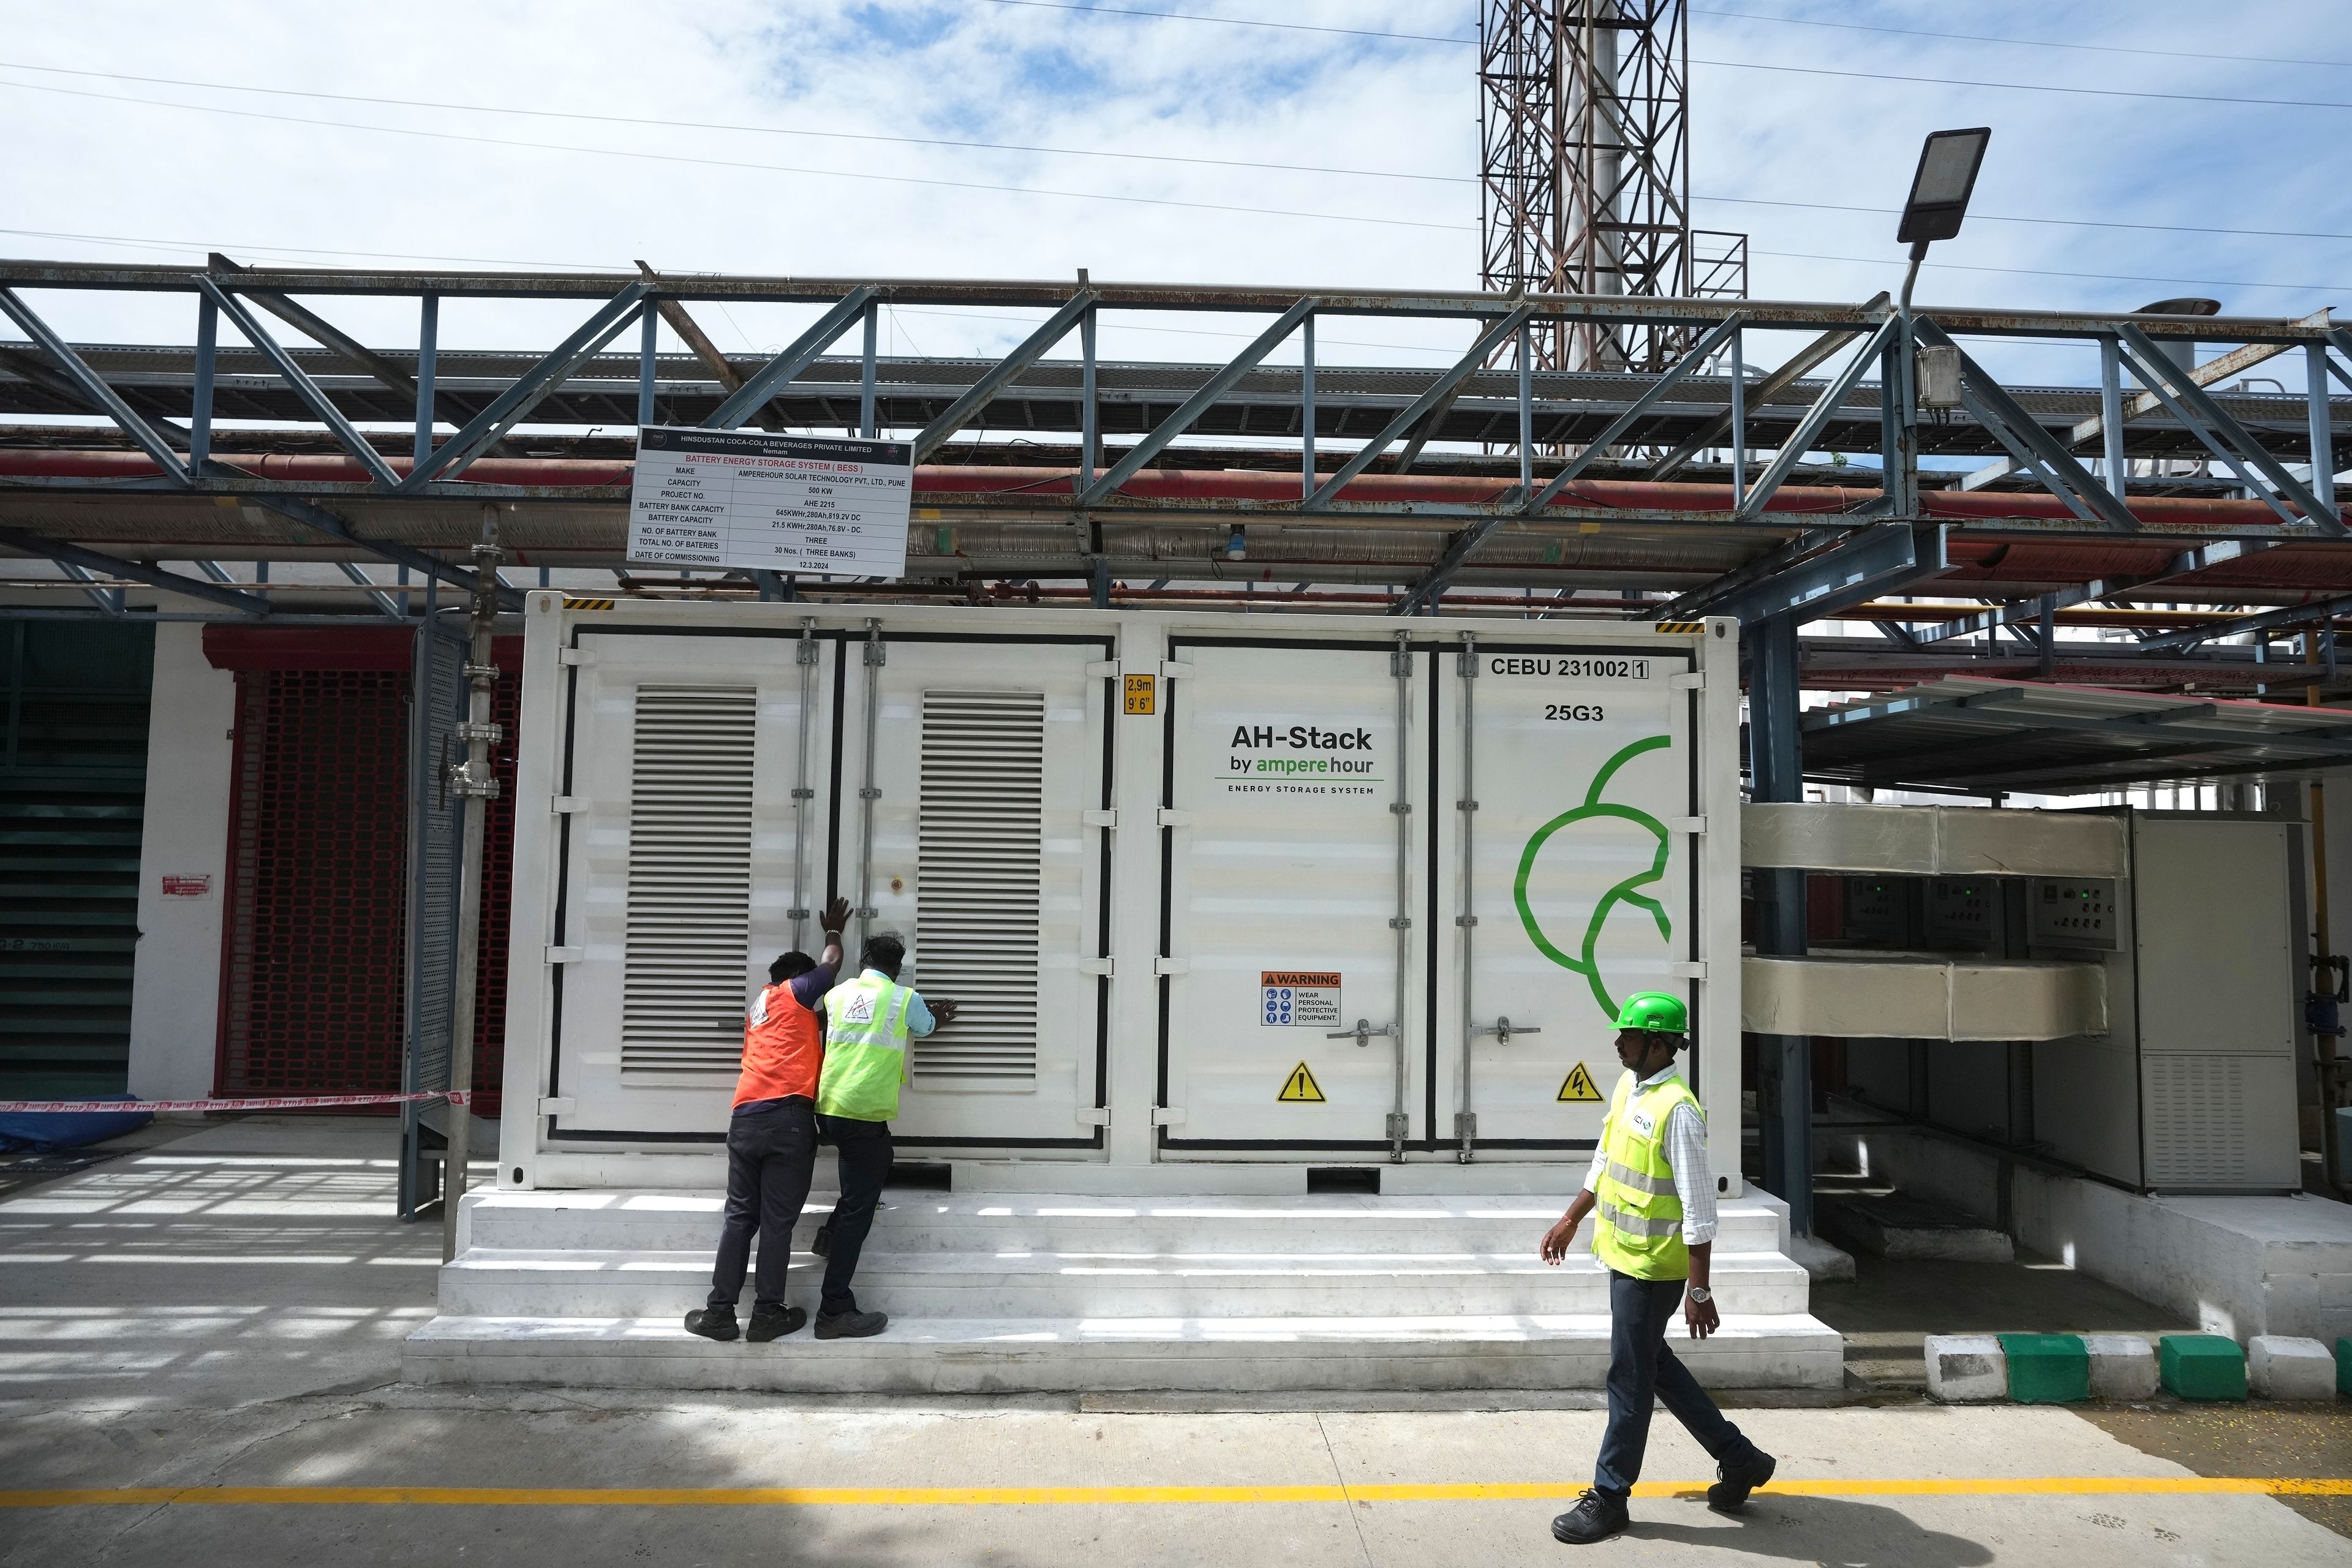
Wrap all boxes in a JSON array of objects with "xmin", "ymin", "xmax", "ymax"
[{"xmin": 2, "ymin": 1117, "xmax": 2346, "ymax": 1566}]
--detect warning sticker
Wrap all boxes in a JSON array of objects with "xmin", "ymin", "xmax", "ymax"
[
  {"xmin": 1123, "ymin": 673, "xmax": 1156, "ymax": 715},
  {"xmin": 1278, "ymin": 1061, "xmax": 1326, "ymax": 1102},
  {"xmin": 1261, "ymin": 971, "xmax": 1341, "ymax": 1028},
  {"xmin": 1557, "ymin": 1063, "xmax": 1604, "ymax": 1103}
]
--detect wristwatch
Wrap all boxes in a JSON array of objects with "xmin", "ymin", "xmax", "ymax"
[{"xmin": 1686, "ymin": 1285, "xmax": 1713, "ymax": 1304}]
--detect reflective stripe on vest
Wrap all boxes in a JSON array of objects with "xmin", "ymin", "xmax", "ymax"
[
  {"xmin": 818, "ymin": 974, "xmax": 915, "ymax": 1122},
  {"xmin": 1590, "ymin": 1068, "xmax": 1702, "ymax": 1281}
]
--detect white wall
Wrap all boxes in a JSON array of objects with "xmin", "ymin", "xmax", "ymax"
[{"xmin": 126, "ymin": 624, "xmax": 236, "ymax": 1099}]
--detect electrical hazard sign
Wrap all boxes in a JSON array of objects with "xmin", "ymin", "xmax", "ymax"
[
  {"xmin": 1277, "ymin": 1061, "xmax": 1326, "ymax": 1103},
  {"xmin": 1557, "ymin": 1063, "xmax": 1604, "ymax": 1102}
]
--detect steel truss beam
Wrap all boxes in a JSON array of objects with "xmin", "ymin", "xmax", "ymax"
[
  {"xmin": 913, "ymin": 288, "xmax": 1097, "ymax": 462},
  {"xmin": 1915, "ymin": 321, "xmax": 2141, "ymax": 534},
  {"xmin": 1311, "ymin": 305, "xmax": 1535, "ymax": 511},
  {"xmin": 1389, "ymin": 314, "xmax": 1741, "ymax": 615},
  {"xmin": 1905, "ymin": 539, "xmax": 2266, "ymax": 647},
  {"xmin": 1736, "ymin": 317, "xmax": 1898, "ymax": 520},
  {"xmin": 2136, "ymin": 589, "xmax": 2352, "ymax": 654},
  {"xmin": 0, "ymin": 286, "xmax": 189, "ymax": 482},
  {"xmin": 1079, "ymin": 298, "xmax": 1318, "ymax": 507},
  {"xmin": 2115, "ymin": 323, "xmax": 2343, "ymax": 535},
  {"xmin": 197, "ymin": 279, "xmax": 404, "ymax": 490},
  {"xmin": 252, "ymin": 494, "xmax": 521, "ymax": 610},
  {"xmin": 404, "ymin": 284, "xmax": 649, "ymax": 489},
  {"xmin": 0, "ymin": 526, "xmax": 268, "ymax": 614},
  {"xmin": 704, "ymin": 287, "xmax": 879, "ymax": 432},
  {"xmin": 1644, "ymin": 304, "xmax": 1884, "ymax": 482}
]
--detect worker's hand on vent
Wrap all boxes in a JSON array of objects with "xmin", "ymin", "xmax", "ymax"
[
  {"xmin": 930, "ymin": 999, "xmax": 961, "ymax": 1027},
  {"xmin": 820, "ymin": 895, "xmax": 851, "ymax": 937}
]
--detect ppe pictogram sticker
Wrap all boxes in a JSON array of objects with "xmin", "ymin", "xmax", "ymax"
[
  {"xmin": 1557, "ymin": 1063, "xmax": 1604, "ymax": 1102},
  {"xmin": 1277, "ymin": 1061, "xmax": 1327, "ymax": 1103}
]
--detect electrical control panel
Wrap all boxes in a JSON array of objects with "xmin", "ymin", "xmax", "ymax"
[
  {"xmin": 2029, "ymin": 878, "xmax": 2119, "ymax": 950},
  {"xmin": 1842, "ymin": 877, "xmax": 1905, "ymax": 941},
  {"xmin": 1923, "ymin": 877, "xmax": 1997, "ymax": 949}
]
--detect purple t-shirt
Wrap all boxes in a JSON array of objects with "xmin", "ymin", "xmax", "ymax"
[{"xmin": 731, "ymin": 962, "xmax": 835, "ymax": 1118}]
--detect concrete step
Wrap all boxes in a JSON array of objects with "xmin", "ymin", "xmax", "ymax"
[
  {"xmin": 1814, "ymin": 1189, "xmax": 2013, "ymax": 1263},
  {"xmin": 461, "ymin": 1190, "xmax": 1790, "ymax": 1257},
  {"xmin": 403, "ymin": 1311, "xmax": 1845, "ymax": 1393},
  {"xmin": 437, "ymin": 1246, "xmax": 1814, "ymax": 1319}
]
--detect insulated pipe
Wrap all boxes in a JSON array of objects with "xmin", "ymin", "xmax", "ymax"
[{"xmin": 0, "ymin": 448, "xmax": 2320, "ymax": 530}]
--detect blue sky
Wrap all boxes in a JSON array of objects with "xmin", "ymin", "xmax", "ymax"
[{"xmin": 0, "ymin": 0, "xmax": 2342, "ymax": 390}]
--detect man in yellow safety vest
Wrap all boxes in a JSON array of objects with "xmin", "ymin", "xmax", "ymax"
[
  {"xmin": 807, "ymin": 930, "xmax": 956, "ymax": 1340},
  {"xmin": 1538, "ymin": 991, "xmax": 1776, "ymax": 1544}
]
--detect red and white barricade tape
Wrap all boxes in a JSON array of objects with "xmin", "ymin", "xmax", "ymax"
[{"xmin": 0, "ymin": 1090, "xmax": 472, "ymax": 1114}]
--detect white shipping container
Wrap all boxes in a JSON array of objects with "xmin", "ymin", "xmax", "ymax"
[{"xmin": 497, "ymin": 598, "xmax": 1743, "ymax": 1194}]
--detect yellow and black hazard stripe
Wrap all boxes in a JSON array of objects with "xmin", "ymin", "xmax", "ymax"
[
  {"xmin": 1653, "ymin": 620, "xmax": 1705, "ymax": 635},
  {"xmin": 562, "ymin": 597, "xmax": 616, "ymax": 611}
]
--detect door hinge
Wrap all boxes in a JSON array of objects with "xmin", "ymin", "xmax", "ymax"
[
  {"xmin": 1667, "ymin": 815, "xmax": 1706, "ymax": 834},
  {"xmin": 1075, "ymin": 1107, "xmax": 1111, "ymax": 1127},
  {"xmin": 1082, "ymin": 808, "xmax": 1118, "ymax": 829},
  {"xmin": 1668, "ymin": 672, "xmax": 1705, "ymax": 690},
  {"xmin": 545, "ymin": 945, "xmax": 584, "ymax": 964},
  {"xmin": 538, "ymin": 1097, "xmax": 576, "ymax": 1117},
  {"xmin": 1151, "ymin": 1106, "xmax": 1188, "ymax": 1126},
  {"xmin": 1453, "ymin": 1111, "xmax": 1477, "ymax": 1142},
  {"xmin": 1154, "ymin": 956, "xmax": 1190, "ymax": 976},
  {"xmin": 559, "ymin": 646, "xmax": 595, "ymax": 667},
  {"xmin": 551, "ymin": 795, "xmax": 585, "ymax": 814},
  {"xmin": 1079, "ymin": 957, "xmax": 1115, "ymax": 978},
  {"xmin": 1670, "ymin": 959, "xmax": 1708, "ymax": 979},
  {"xmin": 1084, "ymin": 660, "xmax": 1121, "ymax": 679},
  {"xmin": 1157, "ymin": 661, "xmax": 1193, "ymax": 680},
  {"xmin": 1156, "ymin": 807, "xmax": 1191, "ymax": 827}
]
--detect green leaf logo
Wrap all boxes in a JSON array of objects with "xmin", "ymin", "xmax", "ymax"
[{"xmin": 1512, "ymin": 734, "xmax": 1673, "ymax": 1022}]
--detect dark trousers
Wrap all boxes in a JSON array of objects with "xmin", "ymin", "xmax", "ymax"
[
  {"xmin": 816, "ymin": 1114, "xmax": 892, "ymax": 1316},
  {"xmin": 1594, "ymin": 1269, "xmax": 1762, "ymax": 1497},
  {"xmin": 707, "ymin": 1099, "xmax": 818, "ymax": 1311}
]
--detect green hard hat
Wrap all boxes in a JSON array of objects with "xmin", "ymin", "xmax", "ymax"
[{"xmin": 1613, "ymin": 992, "xmax": 1689, "ymax": 1035}]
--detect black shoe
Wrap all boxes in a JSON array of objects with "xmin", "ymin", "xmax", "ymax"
[
  {"xmin": 1551, "ymin": 1488, "xmax": 1628, "ymax": 1545},
  {"xmin": 814, "ymin": 1308, "xmax": 888, "ymax": 1340},
  {"xmin": 810, "ymin": 1221, "xmax": 832, "ymax": 1259},
  {"xmin": 1707, "ymin": 1451, "xmax": 1776, "ymax": 1513},
  {"xmin": 747, "ymin": 1303, "xmax": 808, "ymax": 1342},
  {"xmin": 684, "ymin": 1306, "xmax": 739, "ymax": 1342}
]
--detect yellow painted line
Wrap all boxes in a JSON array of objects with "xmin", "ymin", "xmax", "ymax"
[{"xmin": 2, "ymin": 1478, "xmax": 2348, "ymax": 1509}]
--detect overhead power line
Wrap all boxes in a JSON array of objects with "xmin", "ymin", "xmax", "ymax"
[
  {"xmin": 0, "ymin": 60, "xmax": 1466, "ymax": 186},
  {"xmin": 0, "ymin": 81, "xmax": 1473, "ymax": 233},
  {"xmin": 1690, "ymin": 5, "xmax": 2352, "ymax": 72},
  {"xmin": 972, "ymin": 0, "xmax": 1472, "ymax": 45},
  {"xmin": 1691, "ymin": 56, "xmax": 2352, "ymax": 113}
]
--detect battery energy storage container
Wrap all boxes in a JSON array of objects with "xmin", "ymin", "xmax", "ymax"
[{"xmin": 495, "ymin": 599, "xmax": 1743, "ymax": 1193}]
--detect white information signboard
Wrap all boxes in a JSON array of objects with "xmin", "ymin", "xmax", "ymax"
[{"xmin": 626, "ymin": 426, "xmax": 914, "ymax": 578}]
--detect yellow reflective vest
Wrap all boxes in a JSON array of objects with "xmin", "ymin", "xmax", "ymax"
[
  {"xmin": 817, "ymin": 973, "xmax": 915, "ymax": 1122},
  {"xmin": 1591, "ymin": 1068, "xmax": 1701, "ymax": 1281}
]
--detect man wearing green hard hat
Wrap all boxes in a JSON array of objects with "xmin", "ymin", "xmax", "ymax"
[{"xmin": 1537, "ymin": 990, "xmax": 1776, "ymax": 1545}]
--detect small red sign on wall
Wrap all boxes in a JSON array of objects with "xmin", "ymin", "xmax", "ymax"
[{"xmin": 160, "ymin": 874, "xmax": 213, "ymax": 899}]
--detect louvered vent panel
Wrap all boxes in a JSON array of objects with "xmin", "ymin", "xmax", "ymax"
[
  {"xmin": 2145, "ymin": 1055, "xmax": 2248, "ymax": 1187},
  {"xmin": 622, "ymin": 685, "xmax": 757, "ymax": 1074},
  {"xmin": 914, "ymin": 690, "xmax": 1044, "ymax": 1080}
]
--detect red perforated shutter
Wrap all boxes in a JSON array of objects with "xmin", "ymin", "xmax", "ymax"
[{"xmin": 212, "ymin": 633, "xmax": 516, "ymax": 1113}]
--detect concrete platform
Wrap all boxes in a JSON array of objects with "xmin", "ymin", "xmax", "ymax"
[{"xmin": 410, "ymin": 1187, "xmax": 1842, "ymax": 1392}]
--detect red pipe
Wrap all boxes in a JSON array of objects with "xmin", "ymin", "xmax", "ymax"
[{"xmin": 0, "ymin": 448, "xmax": 2313, "ymax": 531}]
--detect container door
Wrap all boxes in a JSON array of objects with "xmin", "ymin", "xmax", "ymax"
[
  {"xmin": 1446, "ymin": 636, "xmax": 1697, "ymax": 1158},
  {"xmin": 1158, "ymin": 637, "xmax": 1426, "ymax": 1157},
  {"xmin": 838, "ymin": 627, "xmax": 1112, "ymax": 1150},
  {"xmin": 549, "ymin": 628, "xmax": 833, "ymax": 1137}
]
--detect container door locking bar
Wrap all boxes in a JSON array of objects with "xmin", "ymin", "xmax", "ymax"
[
  {"xmin": 787, "ymin": 616, "xmax": 819, "ymax": 951},
  {"xmin": 853, "ymin": 619, "xmax": 884, "ymax": 952},
  {"xmin": 1386, "ymin": 630, "xmax": 1414, "ymax": 1161}
]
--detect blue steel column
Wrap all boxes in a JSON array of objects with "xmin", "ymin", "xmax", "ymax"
[
  {"xmin": 1729, "ymin": 328, "xmax": 1746, "ymax": 511},
  {"xmin": 415, "ymin": 295, "xmax": 439, "ymax": 463},
  {"xmin": 1749, "ymin": 613, "xmax": 1811, "ymax": 1235},
  {"xmin": 860, "ymin": 303, "xmax": 879, "ymax": 439},
  {"xmin": 1515, "ymin": 322, "xmax": 1532, "ymax": 496},
  {"xmin": 191, "ymin": 294, "xmax": 217, "ymax": 470},
  {"xmin": 2313, "ymin": 343, "xmax": 2339, "ymax": 521},
  {"xmin": 1300, "ymin": 314, "xmax": 1316, "ymax": 501},
  {"xmin": 1080, "ymin": 306, "xmax": 1098, "ymax": 494},
  {"xmin": 2100, "ymin": 336, "xmax": 2126, "ymax": 494},
  {"xmin": 635, "ymin": 303, "xmax": 657, "ymax": 428}
]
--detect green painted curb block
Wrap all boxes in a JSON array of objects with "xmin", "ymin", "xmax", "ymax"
[
  {"xmin": 2158, "ymin": 1333, "xmax": 2247, "ymax": 1401},
  {"xmin": 2337, "ymin": 1337, "xmax": 2351, "ymax": 1398},
  {"xmin": 1999, "ymin": 1333, "xmax": 2089, "ymax": 1403}
]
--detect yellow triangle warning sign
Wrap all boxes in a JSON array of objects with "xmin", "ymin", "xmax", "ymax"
[
  {"xmin": 1557, "ymin": 1063, "xmax": 1604, "ymax": 1103},
  {"xmin": 1277, "ymin": 1061, "xmax": 1326, "ymax": 1103}
]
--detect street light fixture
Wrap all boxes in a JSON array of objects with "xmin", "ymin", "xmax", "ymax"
[{"xmin": 1896, "ymin": 127, "xmax": 1992, "ymax": 310}]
